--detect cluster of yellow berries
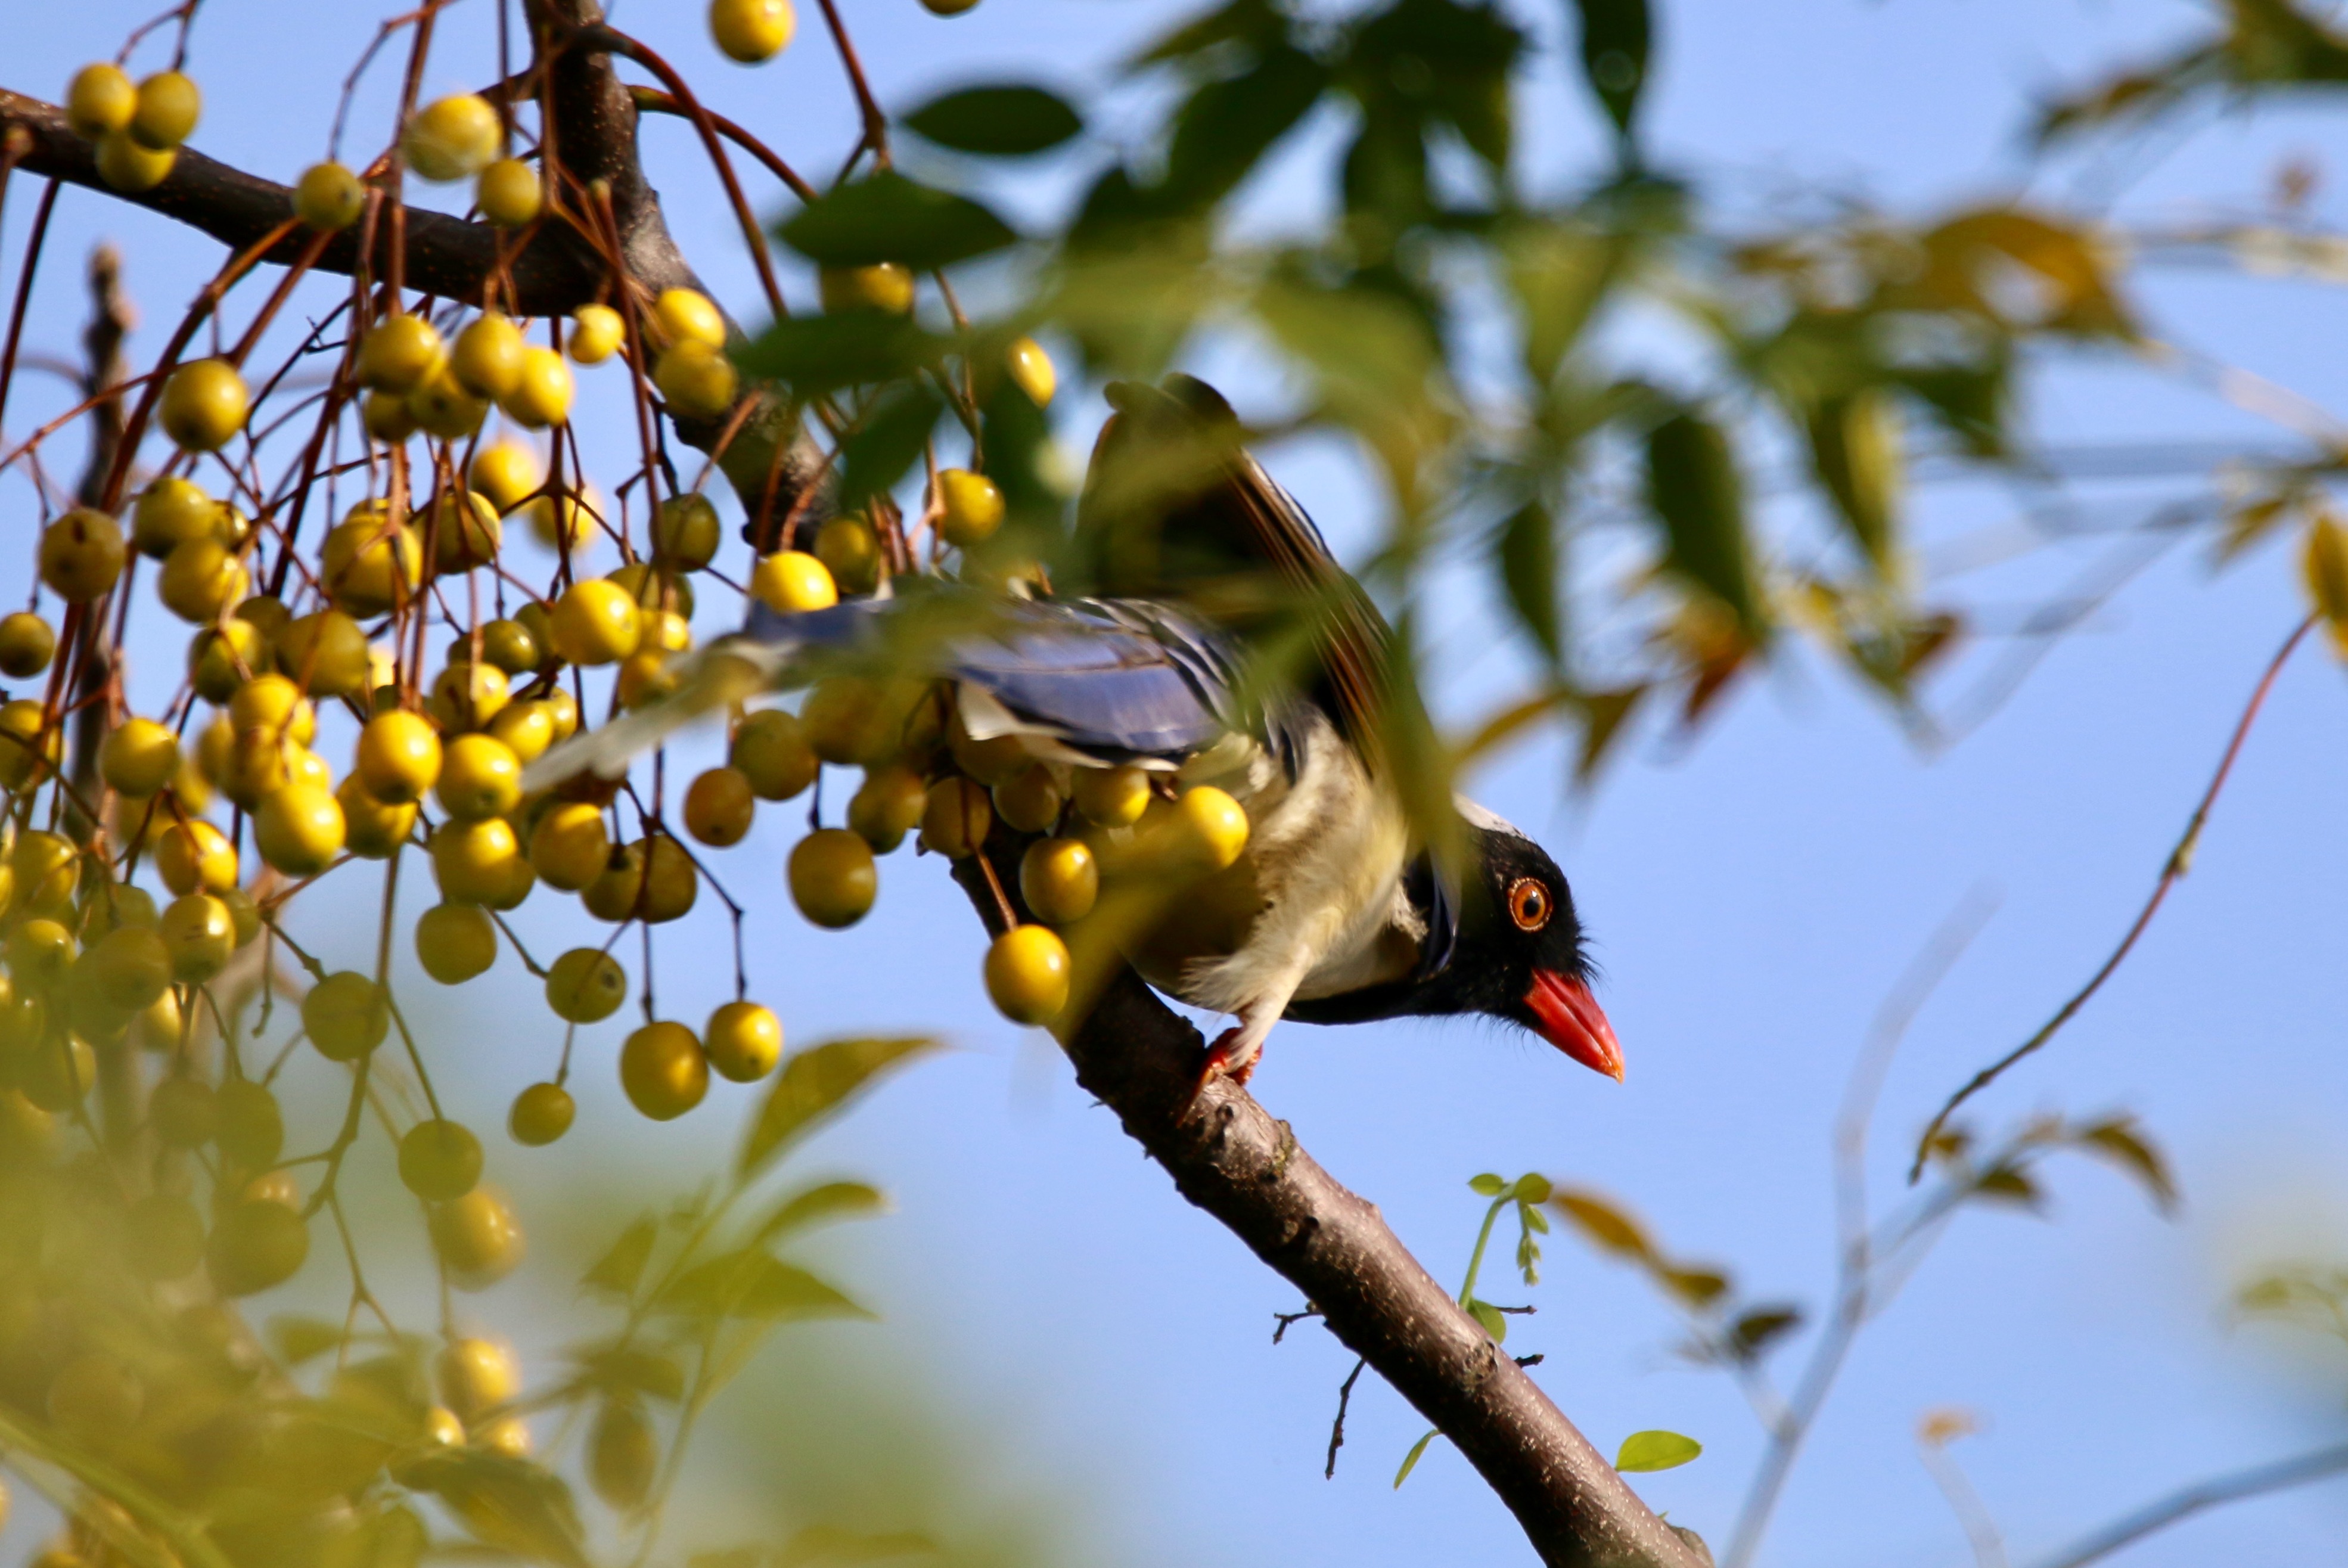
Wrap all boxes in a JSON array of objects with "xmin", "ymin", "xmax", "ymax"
[{"xmin": 65, "ymin": 60, "xmax": 200, "ymax": 193}]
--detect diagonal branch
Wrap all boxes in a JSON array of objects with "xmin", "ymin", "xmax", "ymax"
[
  {"xmin": 2029, "ymin": 1440, "xmax": 2348, "ymax": 1568},
  {"xmin": 953, "ymin": 843, "xmax": 1709, "ymax": 1568}
]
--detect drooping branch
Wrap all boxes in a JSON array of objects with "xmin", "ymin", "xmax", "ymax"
[{"xmin": 953, "ymin": 846, "xmax": 1710, "ymax": 1568}]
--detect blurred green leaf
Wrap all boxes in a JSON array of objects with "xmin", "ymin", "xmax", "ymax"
[
  {"xmin": 660, "ymin": 1250, "xmax": 875, "ymax": 1323},
  {"xmin": 1468, "ymin": 1172, "xmax": 1507, "ymax": 1196},
  {"xmin": 838, "ymin": 383, "xmax": 946, "ymax": 513},
  {"xmin": 1573, "ymin": 684, "xmax": 1647, "ymax": 784},
  {"xmin": 1468, "ymin": 1299, "xmax": 1508, "ymax": 1342},
  {"xmin": 2073, "ymin": 1117, "xmax": 2179, "ymax": 1214},
  {"xmin": 778, "ymin": 173, "xmax": 1018, "ymax": 269},
  {"xmin": 1393, "ymin": 1429, "xmax": 1440, "ymax": 1488},
  {"xmin": 269, "ymin": 1315, "xmax": 347, "ymax": 1367},
  {"xmin": 570, "ymin": 1343, "xmax": 688, "ymax": 1402},
  {"xmin": 1551, "ymin": 1189, "xmax": 1654, "ymax": 1260},
  {"xmin": 1504, "ymin": 221, "xmax": 1621, "ymax": 386},
  {"xmin": 1133, "ymin": 0, "xmax": 1293, "ymax": 67},
  {"xmin": 1496, "ymin": 501, "xmax": 1562, "ymax": 666},
  {"xmin": 752, "ymin": 1181, "xmax": 890, "ymax": 1245},
  {"xmin": 1729, "ymin": 1305, "xmax": 1803, "ymax": 1361},
  {"xmin": 1645, "ymin": 409, "xmax": 1765, "ymax": 639},
  {"xmin": 734, "ymin": 315, "xmax": 949, "ymax": 397},
  {"xmin": 902, "ymin": 85, "xmax": 1083, "ymax": 156},
  {"xmin": 1806, "ymin": 389, "xmax": 1903, "ymax": 575},
  {"xmin": 1971, "ymin": 1165, "xmax": 2042, "ymax": 1209},
  {"xmin": 1659, "ymin": 1267, "xmax": 1729, "ymax": 1308},
  {"xmin": 1163, "ymin": 45, "xmax": 1328, "ymax": 210},
  {"xmin": 583, "ymin": 1215, "xmax": 660, "ymax": 1299},
  {"xmin": 1514, "ymin": 1172, "xmax": 1552, "ymax": 1204},
  {"xmin": 740, "ymin": 1038, "xmax": 940, "ymax": 1181},
  {"xmin": 1614, "ymin": 1429, "xmax": 1701, "ymax": 1473},
  {"xmin": 775, "ymin": 1524, "xmax": 940, "ymax": 1565},
  {"xmin": 413, "ymin": 1449, "xmax": 590, "ymax": 1567},
  {"xmin": 1571, "ymin": 0, "xmax": 1651, "ymax": 141}
]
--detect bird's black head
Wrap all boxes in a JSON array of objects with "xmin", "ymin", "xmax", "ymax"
[{"xmin": 1428, "ymin": 809, "xmax": 1623, "ymax": 1082}]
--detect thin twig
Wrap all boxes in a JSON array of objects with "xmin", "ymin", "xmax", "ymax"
[{"xmin": 2029, "ymin": 1440, "xmax": 2348, "ymax": 1568}]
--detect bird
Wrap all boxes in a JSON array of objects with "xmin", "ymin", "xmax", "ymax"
[{"xmin": 530, "ymin": 374, "xmax": 1622, "ymax": 1091}]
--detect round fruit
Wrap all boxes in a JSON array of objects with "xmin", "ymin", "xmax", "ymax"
[
  {"xmin": 469, "ymin": 440, "xmax": 541, "ymax": 513},
  {"xmin": 486, "ymin": 700, "xmax": 555, "ymax": 764},
  {"xmin": 294, "ymin": 160, "xmax": 366, "ymax": 229},
  {"xmin": 589, "ymin": 1399, "xmax": 659, "ymax": 1510},
  {"xmin": 186, "ymin": 620, "xmax": 260, "ymax": 702},
  {"xmin": 847, "ymin": 765, "xmax": 926, "ymax": 853},
  {"xmin": 358, "ymin": 316, "xmax": 445, "ymax": 393},
  {"xmin": 936, "ymin": 468, "xmax": 1005, "ymax": 548},
  {"xmin": 731, "ymin": 709, "xmax": 818, "ymax": 800},
  {"xmin": 1006, "ymin": 336, "xmax": 1057, "ymax": 406},
  {"xmin": 80, "ymin": 926, "xmax": 173, "ymax": 1012},
  {"xmin": 436, "ymin": 1337, "xmax": 518, "ymax": 1420},
  {"xmin": 652, "ymin": 493, "xmax": 721, "ymax": 569},
  {"xmin": 66, "ymin": 63, "xmax": 136, "ymax": 138},
  {"xmin": 545, "ymin": 948, "xmax": 627, "ymax": 1023},
  {"xmin": 96, "ymin": 131, "xmax": 175, "ymax": 191},
  {"xmin": 748, "ymin": 549, "xmax": 836, "ymax": 614},
  {"xmin": 5, "ymin": 917, "xmax": 73, "ymax": 986},
  {"xmin": 363, "ymin": 387, "xmax": 419, "ymax": 442},
  {"xmin": 0, "ymin": 700, "xmax": 58, "ymax": 790},
  {"xmin": 619, "ymin": 1021, "xmax": 707, "ymax": 1120},
  {"xmin": 150, "ymin": 1075, "xmax": 217, "ymax": 1147},
  {"xmin": 158, "ymin": 536, "xmax": 247, "ymax": 622},
  {"xmin": 48, "ymin": 1353, "xmax": 143, "ymax": 1437},
  {"xmin": 356, "ymin": 710, "xmax": 441, "ymax": 804},
  {"xmin": 683, "ymin": 766, "xmax": 756, "ymax": 847},
  {"xmin": 159, "ymin": 894, "xmax": 235, "ymax": 982},
  {"xmin": 399, "ymin": 1119, "xmax": 484, "ymax": 1201},
  {"xmin": 20, "ymin": 1035, "xmax": 96, "ymax": 1111},
  {"xmin": 654, "ymin": 288, "xmax": 726, "ymax": 353},
  {"xmin": 502, "ymin": 346, "xmax": 573, "ymax": 428},
  {"xmin": 159, "ymin": 358, "xmax": 248, "ymax": 451},
  {"xmin": 508, "ymin": 1082, "xmax": 574, "ymax": 1146},
  {"xmin": 39, "ymin": 508, "xmax": 126, "ymax": 601},
  {"xmin": 406, "ymin": 365, "xmax": 489, "ymax": 439},
  {"xmin": 992, "ymin": 764, "xmax": 1065, "ymax": 834},
  {"xmin": 428, "ymin": 660, "xmax": 510, "ymax": 732},
  {"xmin": 985, "ymin": 926, "xmax": 1071, "ymax": 1025},
  {"xmin": 254, "ymin": 782, "xmax": 345, "ymax": 876},
  {"xmin": 526, "ymin": 489, "xmax": 597, "ymax": 554},
  {"xmin": 1165, "ymin": 785, "xmax": 1249, "ymax": 871},
  {"xmin": 569, "ymin": 305, "xmax": 624, "ymax": 365},
  {"xmin": 528, "ymin": 802, "xmax": 610, "ymax": 891},
  {"xmin": 1071, "ymin": 764, "xmax": 1151, "ymax": 827},
  {"xmin": 404, "ymin": 95, "xmax": 499, "ymax": 182},
  {"xmin": 132, "ymin": 476, "xmax": 213, "ymax": 556},
  {"xmin": 788, "ymin": 830, "xmax": 876, "ymax": 929},
  {"xmin": 616, "ymin": 648, "xmax": 678, "ymax": 711},
  {"xmin": 126, "ymin": 1193, "xmax": 206, "ymax": 1280},
  {"xmin": 130, "ymin": 70, "xmax": 200, "ymax": 148},
  {"xmin": 215, "ymin": 1078, "xmax": 283, "ymax": 1168},
  {"xmin": 610, "ymin": 559, "xmax": 695, "ymax": 617},
  {"xmin": 639, "ymin": 836, "xmax": 698, "ymax": 923},
  {"xmin": 653, "ymin": 340, "xmax": 737, "ymax": 419},
  {"xmin": 1020, "ymin": 837, "xmax": 1099, "ymax": 924},
  {"xmin": 451, "ymin": 314, "xmax": 526, "ymax": 400},
  {"xmin": 231, "ymin": 673, "xmax": 316, "ymax": 743},
  {"xmin": 818, "ymin": 264, "xmax": 914, "ymax": 315},
  {"xmin": 304, "ymin": 972, "xmax": 389, "ymax": 1062},
  {"xmin": 476, "ymin": 157, "xmax": 541, "ymax": 227},
  {"xmin": 921, "ymin": 0, "xmax": 982, "ymax": 14},
  {"xmin": 802, "ymin": 676, "xmax": 893, "ymax": 765},
  {"xmin": 321, "ymin": 507, "xmax": 423, "ymax": 615},
  {"xmin": 920, "ymin": 777, "xmax": 992, "ymax": 857},
  {"xmin": 209, "ymin": 1199, "xmax": 309, "ymax": 1296},
  {"xmin": 430, "ymin": 818, "xmax": 521, "ymax": 904},
  {"xmin": 0, "ymin": 612, "xmax": 55, "ymax": 677},
  {"xmin": 815, "ymin": 516, "xmax": 881, "ymax": 595},
  {"xmin": 277, "ymin": 608, "xmax": 371, "ymax": 697},
  {"xmin": 338, "ymin": 774, "xmax": 419, "ymax": 859},
  {"xmin": 99, "ymin": 718, "xmax": 178, "ymax": 797},
  {"xmin": 432, "ymin": 1188, "xmax": 525, "ymax": 1290},
  {"xmin": 476, "ymin": 616, "xmax": 545, "ymax": 674},
  {"xmin": 156, "ymin": 820, "xmax": 237, "ymax": 896},
  {"xmin": 434, "ymin": 735, "xmax": 521, "ymax": 821},
  {"xmin": 704, "ymin": 1000, "xmax": 781, "ymax": 1082},
  {"xmin": 551, "ymin": 579, "xmax": 640, "ymax": 665},
  {"xmin": 711, "ymin": 0, "xmax": 796, "ymax": 61},
  {"xmin": 415, "ymin": 902, "xmax": 498, "ymax": 985}
]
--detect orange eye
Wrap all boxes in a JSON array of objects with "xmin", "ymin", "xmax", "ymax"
[{"xmin": 1507, "ymin": 878, "xmax": 1550, "ymax": 932}]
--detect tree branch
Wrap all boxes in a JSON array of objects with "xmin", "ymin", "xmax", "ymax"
[
  {"xmin": 953, "ymin": 844, "xmax": 1710, "ymax": 1568},
  {"xmin": 2029, "ymin": 1440, "xmax": 2348, "ymax": 1568}
]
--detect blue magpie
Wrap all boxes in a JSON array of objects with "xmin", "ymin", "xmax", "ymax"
[{"xmin": 532, "ymin": 375, "xmax": 1622, "ymax": 1089}]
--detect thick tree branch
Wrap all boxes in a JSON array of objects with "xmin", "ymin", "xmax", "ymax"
[{"xmin": 953, "ymin": 846, "xmax": 1710, "ymax": 1568}]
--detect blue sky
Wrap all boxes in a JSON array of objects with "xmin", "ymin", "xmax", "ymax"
[{"xmin": 7, "ymin": 2, "xmax": 2348, "ymax": 1566}]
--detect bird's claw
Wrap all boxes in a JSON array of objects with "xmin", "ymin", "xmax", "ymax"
[{"xmin": 1189, "ymin": 1026, "xmax": 1259, "ymax": 1109}]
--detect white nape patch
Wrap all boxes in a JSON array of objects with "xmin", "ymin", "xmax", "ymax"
[{"xmin": 1455, "ymin": 794, "xmax": 1529, "ymax": 841}]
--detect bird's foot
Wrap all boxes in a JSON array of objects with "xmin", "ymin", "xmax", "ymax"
[{"xmin": 1190, "ymin": 1026, "xmax": 1262, "ymax": 1107}]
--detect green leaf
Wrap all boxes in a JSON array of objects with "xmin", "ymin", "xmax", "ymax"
[
  {"xmin": 775, "ymin": 1524, "xmax": 940, "ymax": 1566},
  {"xmin": 1806, "ymin": 389, "xmax": 1903, "ymax": 575},
  {"xmin": 1468, "ymin": 1299, "xmax": 1508, "ymax": 1342},
  {"xmin": 1496, "ymin": 502, "xmax": 1561, "ymax": 666},
  {"xmin": 1971, "ymin": 1165, "xmax": 2042, "ymax": 1209},
  {"xmin": 753, "ymin": 1181, "xmax": 890, "ymax": 1246},
  {"xmin": 1658, "ymin": 1266, "xmax": 1728, "ymax": 1308},
  {"xmin": 1468, "ymin": 1172, "xmax": 1507, "ymax": 1196},
  {"xmin": 569, "ymin": 1343, "xmax": 687, "ymax": 1402},
  {"xmin": 733, "ymin": 313, "xmax": 949, "ymax": 397},
  {"xmin": 1503, "ymin": 221, "xmax": 1620, "ymax": 386},
  {"xmin": 1161, "ymin": 46, "xmax": 1328, "ymax": 210},
  {"xmin": 838, "ymin": 383, "xmax": 946, "ymax": 512},
  {"xmin": 659, "ymin": 1250, "xmax": 875, "ymax": 1323},
  {"xmin": 1132, "ymin": 0, "xmax": 1292, "ymax": 67},
  {"xmin": 1571, "ymin": 0, "xmax": 1651, "ymax": 141},
  {"xmin": 1551, "ymin": 1188, "xmax": 1654, "ymax": 1260},
  {"xmin": 1729, "ymin": 1305, "xmax": 1803, "ymax": 1360},
  {"xmin": 414, "ymin": 1449, "xmax": 591, "ymax": 1567},
  {"xmin": 1393, "ymin": 1429, "xmax": 1441, "ymax": 1488},
  {"xmin": 1512, "ymin": 1172, "xmax": 1552, "ymax": 1204},
  {"xmin": 778, "ymin": 172, "xmax": 1019, "ymax": 270},
  {"xmin": 740, "ymin": 1037, "xmax": 940, "ymax": 1181},
  {"xmin": 269, "ymin": 1315, "xmax": 347, "ymax": 1367},
  {"xmin": 1614, "ymin": 1429, "xmax": 1701, "ymax": 1473},
  {"xmin": 583, "ymin": 1215, "xmax": 659, "ymax": 1300},
  {"xmin": 903, "ymin": 85, "xmax": 1084, "ymax": 156},
  {"xmin": 1645, "ymin": 409, "xmax": 1765, "ymax": 639},
  {"xmin": 2074, "ymin": 1117, "xmax": 2179, "ymax": 1214}
]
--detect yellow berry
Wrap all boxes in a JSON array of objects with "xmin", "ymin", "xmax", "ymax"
[
  {"xmin": 569, "ymin": 305, "xmax": 625, "ymax": 365},
  {"xmin": 921, "ymin": 0, "xmax": 982, "ymax": 14},
  {"xmin": 1164, "ymin": 785, "xmax": 1249, "ymax": 871},
  {"xmin": 992, "ymin": 763, "xmax": 1064, "ymax": 834},
  {"xmin": 502, "ymin": 345, "xmax": 574, "ymax": 429},
  {"xmin": 254, "ymin": 782, "xmax": 346, "ymax": 876},
  {"xmin": 430, "ymin": 817, "xmax": 522, "ymax": 904},
  {"xmin": 747, "ymin": 549, "xmax": 836, "ymax": 614},
  {"xmin": 415, "ymin": 901, "xmax": 497, "ymax": 984},
  {"xmin": 788, "ymin": 829, "xmax": 876, "ymax": 929},
  {"xmin": 150, "ymin": 1073, "xmax": 218, "ymax": 1145},
  {"xmin": 294, "ymin": 160, "xmax": 366, "ymax": 229},
  {"xmin": 276, "ymin": 608, "xmax": 371, "ymax": 698},
  {"xmin": 683, "ymin": 766, "xmax": 756, "ymax": 847},
  {"xmin": 550, "ymin": 579, "xmax": 640, "ymax": 665},
  {"xmin": 1006, "ymin": 336, "xmax": 1056, "ymax": 406},
  {"xmin": 704, "ymin": 1000, "xmax": 782, "ymax": 1082},
  {"xmin": 132, "ymin": 476, "xmax": 213, "ymax": 556},
  {"xmin": 652, "ymin": 493, "xmax": 722, "ymax": 569},
  {"xmin": 79, "ymin": 925, "xmax": 173, "ymax": 1012},
  {"xmin": 435, "ymin": 734, "xmax": 521, "ymax": 821},
  {"xmin": 208, "ymin": 1199, "xmax": 308, "ymax": 1296},
  {"xmin": 731, "ymin": 709, "xmax": 818, "ymax": 800},
  {"xmin": 100, "ymin": 718, "xmax": 179, "ymax": 797},
  {"xmin": 66, "ymin": 63, "xmax": 136, "ymax": 138},
  {"xmin": 399, "ymin": 1119, "xmax": 483, "ymax": 1201},
  {"xmin": 936, "ymin": 468, "xmax": 1005, "ymax": 548},
  {"xmin": 1071, "ymin": 764, "xmax": 1151, "ymax": 827},
  {"xmin": 486, "ymin": 700, "xmax": 555, "ymax": 764},
  {"xmin": 616, "ymin": 647, "xmax": 679, "ymax": 710},
  {"xmin": 545, "ymin": 948, "xmax": 627, "ymax": 1023},
  {"xmin": 363, "ymin": 388, "xmax": 420, "ymax": 443},
  {"xmin": 582, "ymin": 839, "xmax": 647, "ymax": 921},
  {"xmin": 95, "ymin": 131, "xmax": 175, "ymax": 191},
  {"xmin": 157, "ymin": 537, "xmax": 248, "ymax": 622},
  {"xmin": 847, "ymin": 765, "xmax": 926, "ymax": 853},
  {"xmin": 639, "ymin": 834, "xmax": 698, "ymax": 923},
  {"xmin": 303, "ymin": 971, "xmax": 389, "ymax": 1062},
  {"xmin": 159, "ymin": 358, "xmax": 249, "ymax": 451},
  {"xmin": 816, "ymin": 516, "xmax": 881, "ymax": 595},
  {"xmin": 818, "ymin": 263, "xmax": 914, "ymax": 315},
  {"xmin": 404, "ymin": 94, "xmax": 500, "ymax": 182},
  {"xmin": 321, "ymin": 505, "xmax": 423, "ymax": 616},
  {"xmin": 653, "ymin": 340, "xmax": 738, "ymax": 419},
  {"xmin": 337, "ymin": 774, "xmax": 418, "ymax": 859},
  {"xmin": 542, "ymin": 685, "xmax": 580, "ymax": 741},
  {"xmin": 476, "ymin": 157, "xmax": 541, "ymax": 226},
  {"xmin": 39, "ymin": 508, "xmax": 126, "ymax": 601},
  {"xmin": 919, "ymin": 777, "xmax": 992, "ymax": 857},
  {"xmin": 509, "ymin": 1082, "xmax": 573, "ymax": 1145},
  {"xmin": 433, "ymin": 1187, "xmax": 526, "ymax": 1289},
  {"xmin": 215, "ymin": 1077, "xmax": 282, "ymax": 1166},
  {"xmin": 654, "ymin": 288, "xmax": 726, "ymax": 350},
  {"xmin": 159, "ymin": 893, "xmax": 235, "ymax": 982},
  {"xmin": 428, "ymin": 659, "xmax": 510, "ymax": 732},
  {"xmin": 710, "ymin": 0, "xmax": 797, "ymax": 61},
  {"xmin": 437, "ymin": 1338, "xmax": 519, "ymax": 1420},
  {"xmin": 451, "ymin": 314, "xmax": 526, "ymax": 400},
  {"xmin": 1020, "ymin": 837, "xmax": 1098, "ymax": 924},
  {"xmin": 406, "ymin": 363, "xmax": 489, "ymax": 440},
  {"xmin": 358, "ymin": 315, "xmax": 445, "ymax": 394},
  {"xmin": 0, "ymin": 612, "xmax": 56, "ymax": 677},
  {"xmin": 984, "ymin": 926, "xmax": 1070, "ymax": 1025},
  {"xmin": 356, "ymin": 710, "xmax": 442, "ymax": 804},
  {"xmin": 589, "ymin": 1399, "xmax": 660, "ymax": 1510},
  {"xmin": 528, "ymin": 802, "xmax": 610, "ymax": 891},
  {"xmin": 8, "ymin": 914, "xmax": 76, "ymax": 984},
  {"xmin": 156, "ymin": 820, "xmax": 237, "ymax": 896},
  {"xmin": 620, "ymin": 1020, "xmax": 708, "ymax": 1120},
  {"xmin": 469, "ymin": 440, "xmax": 541, "ymax": 513},
  {"xmin": 0, "ymin": 700, "xmax": 59, "ymax": 790},
  {"xmin": 130, "ymin": 70, "xmax": 200, "ymax": 150},
  {"xmin": 123, "ymin": 1197, "xmax": 201, "ymax": 1280},
  {"xmin": 230, "ymin": 673, "xmax": 315, "ymax": 743}
]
